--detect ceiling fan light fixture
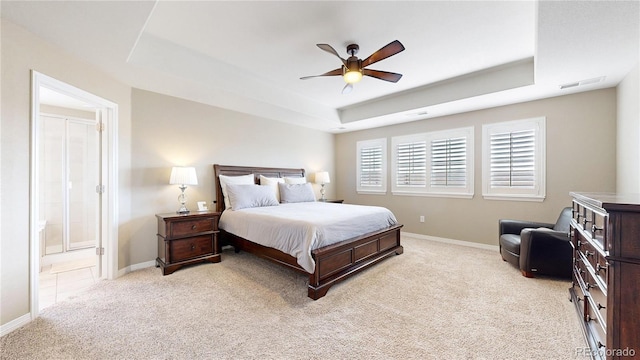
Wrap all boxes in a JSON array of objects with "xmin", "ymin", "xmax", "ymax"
[{"xmin": 343, "ymin": 69, "xmax": 363, "ymax": 84}]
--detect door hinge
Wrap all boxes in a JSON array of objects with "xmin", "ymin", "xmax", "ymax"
[
  {"xmin": 96, "ymin": 184, "xmax": 106, "ymax": 194},
  {"xmin": 96, "ymin": 122, "xmax": 105, "ymax": 132},
  {"xmin": 96, "ymin": 247, "xmax": 104, "ymax": 256}
]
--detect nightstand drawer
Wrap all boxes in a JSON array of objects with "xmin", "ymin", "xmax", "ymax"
[
  {"xmin": 169, "ymin": 235, "xmax": 214, "ymax": 262},
  {"xmin": 171, "ymin": 218, "xmax": 215, "ymax": 237}
]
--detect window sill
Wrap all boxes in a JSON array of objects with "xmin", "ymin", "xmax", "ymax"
[
  {"xmin": 392, "ymin": 191, "xmax": 474, "ymax": 199},
  {"xmin": 482, "ymin": 194, "xmax": 545, "ymax": 202},
  {"xmin": 357, "ymin": 190, "xmax": 387, "ymax": 195}
]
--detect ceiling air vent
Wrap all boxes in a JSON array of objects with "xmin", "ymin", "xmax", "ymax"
[{"xmin": 560, "ymin": 76, "xmax": 606, "ymax": 90}]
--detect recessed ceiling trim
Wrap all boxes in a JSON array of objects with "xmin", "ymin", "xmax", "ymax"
[{"xmin": 339, "ymin": 58, "xmax": 535, "ymax": 124}]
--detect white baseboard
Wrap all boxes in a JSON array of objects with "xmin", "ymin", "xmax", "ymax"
[
  {"xmin": 116, "ymin": 260, "xmax": 156, "ymax": 278},
  {"xmin": 401, "ymin": 231, "xmax": 499, "ymax": 252},
  {"xmin": 0, "ymin": 313, "xmax": 31, "ymax": 337}
]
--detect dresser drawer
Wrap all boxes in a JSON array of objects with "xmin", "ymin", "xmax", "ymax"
[
  {"xmin": 588, "ymin": 285, "xmax": 607, "ymax": 328},
  {"xmin": 572, "ymin": 200, "xmax": 608, "ymax": 249},
  {"xmin": 169, "ymin": 235, "xmax": 214, "ymax": 262},
  {"xmin": 171, "ymin": 218, "xmax": 216, "ymax": 237},
  {"xmin": 585, "ymin": 298, "xmax": 607, "ymax": 350},
  {"xmin": 576, "ymin": 235, "xmax": 608, "ymax": 292}
]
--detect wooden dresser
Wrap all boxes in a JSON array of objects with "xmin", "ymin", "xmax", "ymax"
[
  {"xmin": 569, "ymin": 192, "xmax": 640, "ymax": 359},
  {"xmin": 156, "ymin": 211, "xmax": 221, "ymax": 275}
]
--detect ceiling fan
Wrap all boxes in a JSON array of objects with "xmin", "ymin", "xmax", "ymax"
[{"xmin": 300, "ymin": 40, "xmax": 405, "ymax": 94}]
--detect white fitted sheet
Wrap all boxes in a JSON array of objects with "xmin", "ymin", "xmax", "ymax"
[{"xmin": 219, "ymin": 202, "xmax": 398, "ymax": 273}]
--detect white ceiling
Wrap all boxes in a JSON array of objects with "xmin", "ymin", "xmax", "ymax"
[{"xmin": 3, "ymin": 1, "xmax": 638, "ymax": 133}]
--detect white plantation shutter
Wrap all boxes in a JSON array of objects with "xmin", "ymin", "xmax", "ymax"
[
  {"xmin": 431, "ymin": 137, "xmax": 467, "ymax": 187},
  {"xmin": 360, "ymin": 145, "xmax": 383, "ymax": 187},
  {"xmin": 396, "ymin": 141, "xmax": 427, "ymax": 187},
  {"xmin": 482, "ymin": 117, "xmax": 545, "ymax": 201},
  {"xmin": 357, "ymin": 138, "xmax": 387, "ymax": 193},
  {"xmin": 392, "ymin": 127, "xmax": 474, "ymax": 197},
  {"xmin": 490, "ymin": 130, "xmax": 535, "ymax": 188}
]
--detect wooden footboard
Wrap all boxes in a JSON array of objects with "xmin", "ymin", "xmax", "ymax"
[
  {"xmin": 308, "ymin": 224, "xmax": 403, "ymax": 299},
  {"xmin": 221, "ymin": 224, "xmax": 403, "ymax": 300}
]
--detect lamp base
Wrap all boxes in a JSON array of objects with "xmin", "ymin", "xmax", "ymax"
[{"xmin": 177, "ymin": 186, "xmax": 189, "ymax": 214}]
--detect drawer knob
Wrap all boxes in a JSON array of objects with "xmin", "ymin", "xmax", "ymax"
[
  {"xmin": 597, "ymin": 303, "xmax": 606, "ymax": 310},
  {"xmin": 597, "ymin": 341, "xmax": 605, "ymax": 349},
  {"xmin": 584, "ymin": 250, "xmax": 594, "ymax": 258},
  {"xmin": 596, "ymin": 263, "xmax": 607, "ymax": 273},
  {"xmin": 583, "ymin": 218, "xmax": 592, "ymax": 225},
  {"xmin": 591, "ymin": 224, "xmax": 603, "ymax": 233},
  {"xmin": 586, "ymin": 282, "xmax": 598, "ymax": 290},
  {"xmin": 191, "ymin": 225, "xmax": 197, "ymax": 230}
]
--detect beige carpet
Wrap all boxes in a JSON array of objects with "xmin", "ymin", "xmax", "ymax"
[{"xmin": 1, "ymin": 236, "xmax": 585, "ymax": 359}]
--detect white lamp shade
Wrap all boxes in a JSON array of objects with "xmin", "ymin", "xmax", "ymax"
[
  {"xmin": 169, "ymin": 166, "xmax": 198, "ymax": 185},
  {"xmin": 315, "ymin": 171, "xmax": 330, "ymax": 184}
]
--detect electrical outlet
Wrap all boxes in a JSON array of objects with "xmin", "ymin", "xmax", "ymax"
[{"xmin": 419, "ymin": 215, "xmax": 425, "ymax": 223}]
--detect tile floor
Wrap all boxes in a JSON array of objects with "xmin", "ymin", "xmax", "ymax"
[{"xmin": 39, "ymin": 263, "xmax": 99, "ymax": 311}]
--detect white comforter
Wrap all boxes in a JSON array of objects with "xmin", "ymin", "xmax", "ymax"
[{"xmin": 219, "ymin": 202, "xmax": 398, "ymax": 273}]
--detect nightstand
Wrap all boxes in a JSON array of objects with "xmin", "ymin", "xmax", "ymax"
[
  {"xmin": 156, "ymin": 211, "xmax": 221, "ymax": 275},
  {"xmin": 318, "ymin": 199, "xmax": 344, "ymax": 203}
]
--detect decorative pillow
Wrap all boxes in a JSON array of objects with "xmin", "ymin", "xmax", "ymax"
[
  {"xmin": 278, "ymin": 182, "xmax": 316, "ymax": 203},
  {"xmin": 225, "ymin": 184, "xmax": 279, "ymax": 210},
  {"xmin": 284, "ymin": 176, "xmax": 306, "ymax": 184},
  {"xmin": 259, "ymin": 175, "xmax": 285, "ymax": 202},
  {"xmin": 219, "ymin": 174, "xmax": 254, "ymax": 209}
]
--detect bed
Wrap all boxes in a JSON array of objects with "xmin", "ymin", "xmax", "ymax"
[{"xmin": 213, "ymin": 164, "xmax": 404, "ymax": 300}]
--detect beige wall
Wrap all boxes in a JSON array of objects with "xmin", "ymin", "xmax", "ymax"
[
  {"xmin": 0, "ymin": 20, "xmax": 133, "ymax": 326},
  {"xmin": 336, "ymin": 89, "xmax": 617, "ymax": 245},
  {"xmin": 128, "ymin": 89, "xmax": 335, "ymax": 266},
  {"xmin": 616, "ymin": 62, "xmax": 640, "ymax": 193}
]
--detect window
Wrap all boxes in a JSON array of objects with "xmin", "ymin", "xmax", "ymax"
[
  {"xmin": 392, "ymin": 127, "xmax": 474, "ymax": 198},
  {"xmin": 482, "ymin": 117, "xmax": 546, "ymax": 201},
  {"xmin": 356, "ymin": 138, "xmax": 387, "ymax": 194},
  {"xmin": 431, "ymin": 136, "xmax": 468, "ymax": 188},
  {"xmin": 395, "ymin": 136, "xmax": 427, "ymax": 188}
]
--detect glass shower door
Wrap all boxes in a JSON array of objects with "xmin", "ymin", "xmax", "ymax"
[
  {"xmin": 67, "ymin": 119, "xmax": 99, "ymax": 251},
  {"xmin": 40, "ymin": 114, "xmax": 99, "ymax": 255}
]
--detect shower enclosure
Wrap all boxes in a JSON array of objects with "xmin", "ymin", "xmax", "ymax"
[{"xmin": 39, "ymin": 113, "xmax": 99, "ymax": 260}]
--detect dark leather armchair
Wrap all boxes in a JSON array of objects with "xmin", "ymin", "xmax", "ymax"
[{"xmin": 499, "ymin": 207, "xmax": 573, "ymax": 278}]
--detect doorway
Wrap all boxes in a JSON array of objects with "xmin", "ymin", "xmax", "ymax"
[{"xmin": 30, "ymin": 71, "xmax": 119, "ymax": 318}]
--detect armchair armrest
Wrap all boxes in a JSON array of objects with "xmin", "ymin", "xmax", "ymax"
[
  {"xmin": 499, "ymin": 219, "xmax": 555, "ymax": 236},
  {"xmin": 519, "ymin": 228, "xmax": 572, "ymax": 277}
]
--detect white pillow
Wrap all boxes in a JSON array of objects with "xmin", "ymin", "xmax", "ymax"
[
  {"xmin": 219, "ymin": 174, "xmax": 254, "ymax": 209},
  {"xmin": 284, "ymin": 176, "xmax": 306, "ymax": 184},
  {"xmin": 259, "ymin": 175, "xmax": 285, "ymax": 202},
  {"xmin": 225, "ymin": 184, "xmax": 279, "ymax": 210},
  {"xmin": 278, "ymin": 182, "xmax": 316, "ymax": 203}
]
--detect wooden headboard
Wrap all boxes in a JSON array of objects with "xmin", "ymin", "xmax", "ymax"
[{"xmin": 213, "ymin": 164, "xmax": 305, "ymax": 213}]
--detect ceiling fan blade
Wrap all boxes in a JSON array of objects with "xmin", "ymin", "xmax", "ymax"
[
  {"xmin": 361, "ymin": 40, "xmax": 405, "ymax": 68},
  {"xmin": 300, "ymin": 68, "xmax": 343, "ymax": 80},
  {"xmin": 363, "ymin": 69, "xmax": 403, "ymax": 83},
  {"xmin": 317, "ymin": 44, "xmax": 347, "ymax": 66},
  {"xmin": 342, "ymin": 83, "xmax": 353, "ymax": 94}
]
